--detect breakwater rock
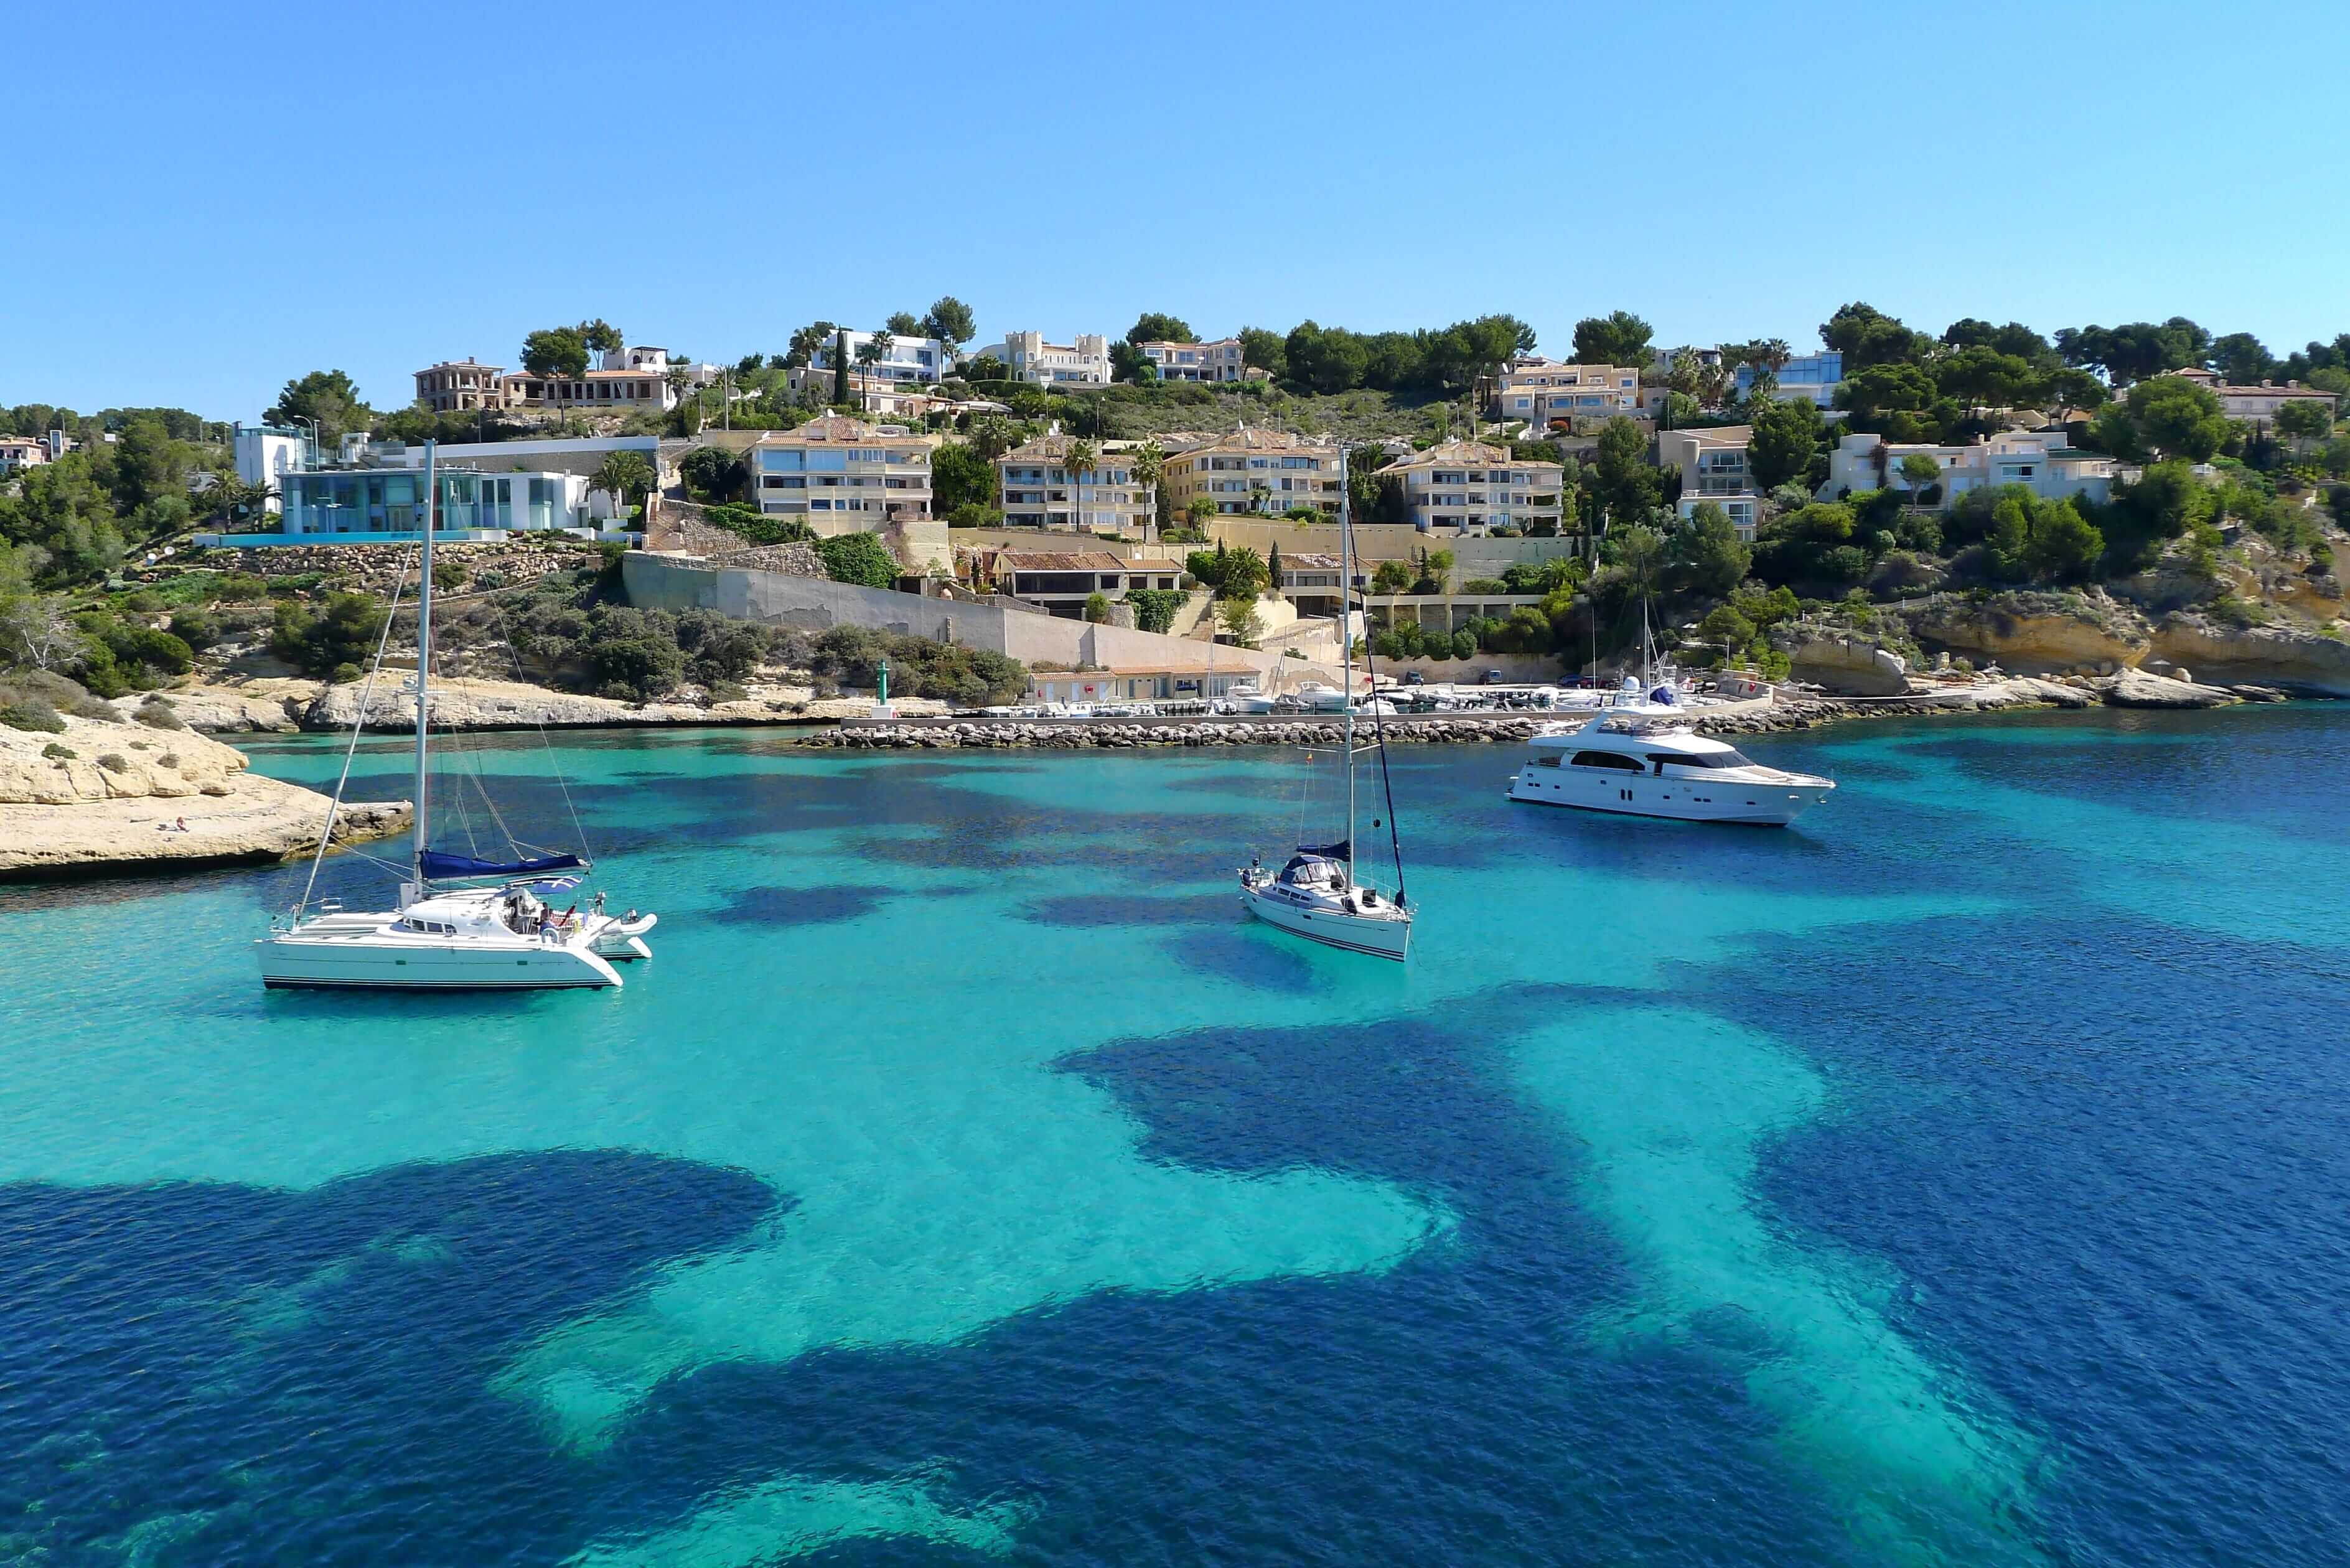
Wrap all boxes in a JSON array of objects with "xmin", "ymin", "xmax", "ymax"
[{"xmin": 797, "ymin": 681, "xmax": 2095, "ymax": 752}]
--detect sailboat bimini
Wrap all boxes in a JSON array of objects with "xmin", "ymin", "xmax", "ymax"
[
  {"xmin": 255, "ymin": 441, "xmax": 657, "ymax": 991},
  {"xmin": 1238, "ymin": 446, "xmax": 1414, "ymax": 961}
]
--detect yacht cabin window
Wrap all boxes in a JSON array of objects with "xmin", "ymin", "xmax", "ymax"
[
  {"xmin": 1570, "ymin": 750, "xmax": 1644, "ymax": 771},
  {"xmin": 1646, "ymin": 749, "xmax": 1756, "ymax": 772}
]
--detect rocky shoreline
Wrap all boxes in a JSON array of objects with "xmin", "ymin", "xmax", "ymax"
[
  {"xmin": 1, "ymin": 709, "xmax": 409, "ymax": 880},
  {"xmin": 791, "ymin": 676, "xmax": 2193, "ymax": 750}
]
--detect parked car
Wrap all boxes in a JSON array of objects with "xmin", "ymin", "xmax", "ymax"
[
  {"xmin": 1481, "ymin": 669, "xmax": 1506, "ymax": 685},
  {"xmin": 1402, "ymin": 670, "xmax": 1425, "ymax": 686}
]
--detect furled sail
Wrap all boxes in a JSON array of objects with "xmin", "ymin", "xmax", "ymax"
[{"xmin": 418, "ymin": 849, "xmax": 586, "ymax": 881}]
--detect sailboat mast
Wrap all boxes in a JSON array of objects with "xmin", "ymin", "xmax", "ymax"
[
  {"xmin": 1338, "ymin": 442, "xmax": 1355, "ymax": 883},
  {"xmin": 413, "ymin": 440, "xmax": 434, "ymax": 888}
]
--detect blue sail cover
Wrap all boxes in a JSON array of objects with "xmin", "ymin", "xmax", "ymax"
[{"xmin": 419, "ymin": 849, "xmax": 586, "ymax": 881}]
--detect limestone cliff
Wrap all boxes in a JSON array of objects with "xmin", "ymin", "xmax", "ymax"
[{"xmin": 2145, "ymin": 615, "xmax": 2350, "ymax": 696}]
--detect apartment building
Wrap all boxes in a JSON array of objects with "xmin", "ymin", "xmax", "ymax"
[
  {"xmin": 1373, "ymin": 439, "xmax": 1565, "ymax": 534},
  {"xmin": 1655, "ymin": 426, "xmax": 1760, "ymax": 540},
  {"xmin": 1492, "ymin": 358, "xmax": 1640, "ymax": 430},
  {"xmin": 995, "ymin": 429, "xmax": 1154, "ymax": 533},
  {"xmin": 973, "ymin": 331, "xmax": 1112, "ymax": 387},
  {"xmin": 1139, "ymin": 337, "xmax": 1249, "ymax": 383},
  {"xmin": 986, "ymin": 551, "xmax": 1183, "ymax": 618},
  {"xmin": 1821, "ymin": 430, "xmax": 2119, "ymax": 510},
  {"xmin": 1734, "ymin": 350, "xmax": 1844, "ymax": 408},
  {"xmin": 746, "ymin": 414, "xmax": 936, "ymax": 530},
  {"xmin": 1160, "ymin": 426, "xmax": 1341, "ymax": 516},
  {"xmin": 2163, "ymin": 368, "xmax": 2339, "ymax": 422}
]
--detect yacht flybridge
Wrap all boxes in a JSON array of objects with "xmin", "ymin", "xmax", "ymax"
[
  {"xmin": 1507, "ymin": 681, "xmax": 1834, "ymax": 826},
  {"xmin": 1239, "ymin": 446, "xmax": 1415, "ymax": 961},
  {"xmin": 255, "ymin": 441, "xmax": 657, "ymax": 991}
]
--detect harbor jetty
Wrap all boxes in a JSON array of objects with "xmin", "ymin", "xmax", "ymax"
[{"xmin": 797, "ymin": 676, "xmax": 2115, "ymax": 750}]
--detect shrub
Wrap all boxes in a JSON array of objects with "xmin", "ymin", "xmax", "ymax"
[
  {"xmin": 584, "ymin": 634, "xmax": 685, "ymax": 701},
  {"xmin": 96, "ymin": 753, "xmax": 129, "ymax": 773},
  {"xmin": 815, "ymin": 531, "xmax": 903, "ymax": 589},
  {"xmin": 135, "ymin": 698, "xmax": 187, "ymax": 730},
  {"xmin": 1125, "ymin": 587, "xmax": 1184, "ymax": 633},
  {"xmin": 158, "ymin": 752, "xmax": 180, "ymax": 768},
  {"xmin": 1082, "ymin": 591, "xmax": 1112, "ymax": 623},
  {"xmin": 1, "ymin": 699, "xmax": 66, "ymax": 732},
  {"xmin": 43, "ymin": 742, "xmax": 75, "ymax": 760},
  {"xmin": 167, "ymin": 607, "xmax": 220, "ymax": 652},
  {"xmin": 1459, "ymin": 577, "xmax": 1512, "ymax": 594},
  {"xmin": 271, "ymin": 594, "xmax": 386, "ymax": 677}
]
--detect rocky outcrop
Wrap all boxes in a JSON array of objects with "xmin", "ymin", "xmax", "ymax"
[
  {"xmin": 1899, "ymin": 590, "xmax": 2151, "ymax": 674},
  {"xmin": 0, "ymin": 711, "xmax": 407, "ymax": 877},
  {"xmin": 107, "ymin": 679, "xmax": 314, "ymax": 733},
  {"xmin": 1784, "ymin": 634, "xmax": 1910, "ymax": 696},
  {"xmin": 2146, "ymin": 615, "xmax": 2350, "ymax": 696},
  {"xmin": 2103, "ymin": 668, "xmax": 2242, "ymax": 709}
]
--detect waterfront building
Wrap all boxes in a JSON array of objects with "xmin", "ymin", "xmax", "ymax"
[
  {"xmin": 1820, "ymin": 429, "xmax": 2118, "ymax": 510},
  {"xmin": 985, "ymin": 551, "xmax": 1184, "ymax": 618},
  {"xmin": 995, "ymin": 429, "xmax": 1154, "ymax": 533},
  {"xmin": 745, "ymin": 415, "xmax": 937, "ymax": 531},
  {"xmin": 1735, "ymin": 350, "xmax": 1844, "ymax": 408},
  {"xmin": 2160, "ymin": 368, "xmax": 2339, "ymax": 423},
  {"xmin": 1372, "ymin": 439, "xmax": 1565, "ymax": 534},
  {"xmin": 1276, "ymin": 551, "xmax": 1348, "ymax": 618},
  {"xmin": 1160, "ymin": 426, "xmax": 1341, "ymax": 517},
  {"xmin": 1492, "ymin": 358, "xmax": 1640, "ymax": 430},
  {"xmin": 971, "ymin": 331, "xmax": 1112, "ymax": 388},
  {"xmin": 1138, "ymin": 337, "xmax": 1250, "ymax": 383}
]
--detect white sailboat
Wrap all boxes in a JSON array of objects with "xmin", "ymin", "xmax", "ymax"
[
  {"xmin": 1238, "ymin": 446, "xmax": 1415, "ymax": 961},
  {"xmin": 256, "ymin": 441, "xmax": 657, "ymax": 991}
]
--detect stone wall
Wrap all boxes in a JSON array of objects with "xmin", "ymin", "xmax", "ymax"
[{"xmin": 622, "ymin": 552, "xmax": 1329, "ymax": 683}]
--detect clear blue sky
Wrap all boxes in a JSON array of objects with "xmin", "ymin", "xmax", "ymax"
[{"xmin": 7, "ymin": 0, "xmax": 2345, "ymax": 420}]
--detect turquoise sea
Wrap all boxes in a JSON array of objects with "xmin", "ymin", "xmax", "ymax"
[{"xmin": 5, "ymin": 707, "xmax": 2350, "ymax": 1566}]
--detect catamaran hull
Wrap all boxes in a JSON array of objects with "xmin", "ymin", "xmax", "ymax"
[
  {"xmin": 1240, "ymin": 883, "xmax": 1411, "ymax": 961},
  {"xmin": 1507, "ymin": 772, "xmax": 1832, "ymax": 826},
  {"xmin": 255, "ymin": 936, "xmax": 623, "ymax": 990}
]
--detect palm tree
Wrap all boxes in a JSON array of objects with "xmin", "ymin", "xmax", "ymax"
[
  {"xmin": 854, "ymin": 332, "xmax": 893, "ymax": 414},
  {"xmin": 1064, "ymin": 438, "xmax": 1098, "ymax": 533},
  {"xmin": 1131, "ymin": 439, "xmax": 1167, "ymax": 539}
]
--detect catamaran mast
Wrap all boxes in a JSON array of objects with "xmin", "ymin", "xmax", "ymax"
[
  {"xmin": 1338, "ymin": 443, "xmax": 1355, "ymax": 885},
  {"xmin": 413, "ymin": 439, "xmax": 434, "ymax": 889}
]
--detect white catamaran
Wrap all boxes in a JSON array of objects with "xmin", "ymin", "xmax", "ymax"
[
  {"xmin": 1238, "ymin": 446, "xmax": 1415, "ymax": 961},
  {"xmin": 256, "ymin": 441, "xmax": 657, "ymax": 991}
]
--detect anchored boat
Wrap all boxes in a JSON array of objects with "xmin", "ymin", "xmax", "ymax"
[
  {"xmin": 255, "ymin": 441, "xmax": 658, "ymax": 991},
  {"xmin": 1238, "ymin": 446, "xmax": 1415, "ymax": 961}
]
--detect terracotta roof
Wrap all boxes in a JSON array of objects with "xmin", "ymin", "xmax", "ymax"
[
  {"xmin": 996, "ymin": 551, "xmax": 1135, "ymax": 572},
  {"xmin": 1172, "ymin": 426, "xmax": 1337, "ymax": 457},
  {"xmin": 1377, "ymin": 438, "xmax": 1561, "ymax": 473}
]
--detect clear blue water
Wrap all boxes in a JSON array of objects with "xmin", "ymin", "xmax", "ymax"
[{"xmin": 5, "ymin": 707, "xmax": 2349, "ymax": 1566}]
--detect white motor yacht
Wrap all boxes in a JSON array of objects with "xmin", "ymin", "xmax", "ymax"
[
  {"xmin": 1507, "ymin": 687, "xmax": 1833, "ymax": 826},
  {"xmin": 255, "ymin": 440, "xmax": 658, "ymax": 991}
]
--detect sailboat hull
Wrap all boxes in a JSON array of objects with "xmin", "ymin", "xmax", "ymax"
[
  {"xmin": 1240, "ymin": 879, "xmax": 1411, "ymax": 961},
  {"xmin": 255, "ymin": 930, "xmax": 622, "ymax": 990}
]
